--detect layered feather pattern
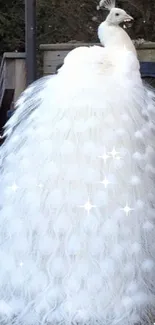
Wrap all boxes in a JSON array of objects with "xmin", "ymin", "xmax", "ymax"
[{"xmin": 0, "ymin": 40, "xmax": 155, "ymax": 325}]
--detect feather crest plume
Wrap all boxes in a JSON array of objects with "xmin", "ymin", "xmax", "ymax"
[{"xmin": 97, "ymin": 0, "xmax": 116, "ymax": 10}]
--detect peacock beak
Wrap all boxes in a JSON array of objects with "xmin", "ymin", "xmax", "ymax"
[{"xmin": 124, "ymin": 14, "xmax": 134, "ymax": 22}]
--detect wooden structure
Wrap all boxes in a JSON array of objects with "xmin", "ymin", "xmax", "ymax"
[
  {"xmin": 0, "ymin": 41, "xmax": 155, "ymax": 139},
  {"xmin": 40, "ymin": 41, "xmax": 155, "ymax": 76},
  {"xmin": 0, "ymin": 52, "xmax": 26, "ymax": 133}
]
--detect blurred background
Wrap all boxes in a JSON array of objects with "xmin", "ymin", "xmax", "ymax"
[{"xmin": 0, "ymin": 0, "xmax": 155, "ymax": 60}]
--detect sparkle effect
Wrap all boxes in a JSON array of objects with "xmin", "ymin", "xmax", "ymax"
[
  {"xmin": 99, "ymin": 147, "xmax": 121, "ymax": 163},
  {"xmin": 99, "ymin": 149, "xmax": 110, "ymax": 164},
  {"xmin": 109, "ymin": 147, "xmax": 120, "ymax": 159},
  {"xmin": 19, "ymin": 262, "xmax": 24, "ymax": 267},
  {"xmin": 121, "ymin": 204, "xmax": 134, "ymax": 216},
  {"xmin": 100, "ymin": 177, "xmax": 111, "ymax": 188},
  {"xmin": 79, "ymin": 199, "xmax": 96, "ymax": 214},
  {"xmin": 9, "ymin": 182, "xmax": 19, "ymax": 192}
]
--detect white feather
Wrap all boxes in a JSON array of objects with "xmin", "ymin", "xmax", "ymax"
[
  {"xmin": 0, "ymin": 6, "xmax": 155, "ymax": 325},
  {"xmin": 97, "ymin": 0, "xmax": 115, "ymax": 10}
]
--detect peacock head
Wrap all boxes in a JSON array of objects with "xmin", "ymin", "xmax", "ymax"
[
  {"xmin": 97, "ymin": 0, "xmax": 133, "ymax": 26},
  {"xmin": 106, "ymin": 8, "xmax": 133, "ymax": 25}
]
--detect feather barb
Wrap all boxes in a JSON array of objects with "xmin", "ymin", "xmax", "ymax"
[{"xmin": 97, "ymin": 0, "xmax": 116, "ymax": 10}]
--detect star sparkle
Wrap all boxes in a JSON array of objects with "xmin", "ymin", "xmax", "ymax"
[
  {"xmin": 79, "ymin": 199, "xmax": 96, "ymax": 214},
  {"xmin": 9, "ymin": 182, "xmax": 19, "ymax": 192},
  {"xmin": 108, "ymin": 147, "xmax": 120, "ymax": 159},
  {"xmin": 100, "ymin": 177, "xmax": 111, "ymax": 188},
  {"xmin": 121, "ymin": 204, "xmax": 134, "ymax": 216},
  {"xmin": 19, "ymin": 262, "xmax": 24, "ymax": 267},
  {"xmin": 98, "ymin": 149, "xmax": 110, "ymax": 164}
]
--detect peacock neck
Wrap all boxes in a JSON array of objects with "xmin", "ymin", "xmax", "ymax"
[{"xmin": 98, "ymin": 22, "xmax": 137, "ymax": 55}]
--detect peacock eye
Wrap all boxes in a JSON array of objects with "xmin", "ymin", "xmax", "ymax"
[{"xmin": 115, "ymin": 13, "xmax": 119, "ymax": 16}]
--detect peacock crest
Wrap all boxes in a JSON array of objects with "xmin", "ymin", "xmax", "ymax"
[{"xmin": 97, "ymin": 0, "xmax": 116, "ymax": 10}]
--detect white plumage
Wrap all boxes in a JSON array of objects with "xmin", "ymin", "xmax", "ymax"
[{"xmin": 0, "ymin": 3, "xmax": 155, "ymax": 325}]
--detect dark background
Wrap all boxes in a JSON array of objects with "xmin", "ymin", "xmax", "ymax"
[{"xmin": 0, "ymin": 0, "xmax": 155, "ymax": 59}]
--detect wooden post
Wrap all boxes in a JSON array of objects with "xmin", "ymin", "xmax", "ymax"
[{"xmin": 25, "ymin": 0, "xmax": 37, "ymax": 86}]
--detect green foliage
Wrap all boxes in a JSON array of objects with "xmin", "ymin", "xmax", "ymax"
[{"xmin": 0, "ymin": 0, "xmax": 25, "ymax": 57}]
